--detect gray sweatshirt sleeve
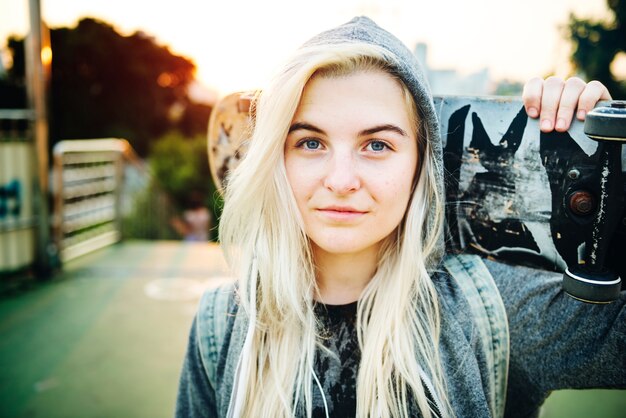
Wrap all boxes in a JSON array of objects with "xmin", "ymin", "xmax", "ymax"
[
  {"xmin": 484, "ymin": 259, "xmax": 626, "ymax": 417},
  {"xmin": 175, "ymin": 316, "xmax": 217, "ymax": 418}
]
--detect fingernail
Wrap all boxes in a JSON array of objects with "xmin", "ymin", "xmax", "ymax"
[
  {"xmin": 527, "ymin": 107, "xmax": 539, "ymax": 118},
  {"xmin": 577, "ymin": 110, "xmax": 586, "ymax": 120},
  {"xmin": 541, "ymin": 119, "xmax": 553, "ymax": 131},
  {"xmin": 555, "ymin": 118, "xmax": 566, "ymax": 131}
]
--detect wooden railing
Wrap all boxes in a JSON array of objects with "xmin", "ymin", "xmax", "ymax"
[{"xmin": 52, "ymin": 139, "xmax": 130, "ymax": 262}]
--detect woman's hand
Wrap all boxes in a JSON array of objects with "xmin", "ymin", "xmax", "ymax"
[{"xmin": 522, "ymin": 76, "xmax": 612, "ymax": 133}]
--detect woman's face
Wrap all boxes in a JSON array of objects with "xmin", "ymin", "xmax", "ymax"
[{"xmin": 285, "ymin": 69, "xmax": 418, "ymax": 260}]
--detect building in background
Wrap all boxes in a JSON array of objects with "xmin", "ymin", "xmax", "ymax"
[
  {"xmin": 414, "ymin": 42, "xmax": 491, "ymax": 96},
  {"xmin": 415, "ymin": 43, "xmax": 522, "ymax": 96}
]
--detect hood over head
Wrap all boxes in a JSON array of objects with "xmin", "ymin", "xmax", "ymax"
[
  {"xmin": 303, "ymin": 17, "xmax": 440, "ymax": 145},
  {"xmin": 302, "ymin": 16, "xmax": 445, "ymax": 255}
]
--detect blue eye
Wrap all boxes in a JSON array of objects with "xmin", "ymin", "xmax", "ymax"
[
  {"xmin": 300, "ymin": 139, "xmax": 321, "ymax": 150},
  {"xmin": 367, "ymin": 140, "xmax": 388, "ymax": 152}
]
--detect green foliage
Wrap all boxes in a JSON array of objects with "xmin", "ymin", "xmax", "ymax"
[
  {"xmin": 6, "ymin": 36, "xmax": 26, "ymax": 83},
  {"xmin": 2, "ymin": 18, "xmax": 212, "ymax": 156},
  {"xmin": 494, "ymin": 80, "xmax": 524, "ymax": 96},
  {"xmin": 148, "ymin": 131, "xmax": 222, "ymax": 239},
  {"xmin": 0, "ymin": 37, "xmax": 27, "ymax": 108},
  {"xmin": 149, "ymin": 132, "xmax": 210, "ymax": 203},
  {"xmin": 567, "ymin": 0, "xmax": 626, "ymax": 98},
  {"xmin": 121, "ymin": 183, "xmax": 179, "ymax": 240},
  {"xmin": 540, "ymin": 389, "xmax": 626, "ymax": 418}
]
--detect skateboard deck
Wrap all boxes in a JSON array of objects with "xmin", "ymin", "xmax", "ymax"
[{"xmin": 207, "ymin": 93, "xmax": 626, "ymax": 283}]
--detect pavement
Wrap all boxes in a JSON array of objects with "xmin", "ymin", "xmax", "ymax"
[
  {"xmin": 0, "ymin": 240, "xmax": 624, "ymax": 418},
  {"xmin": 0, "ymin": 241, "xmax": 232, "ymax": 418}
]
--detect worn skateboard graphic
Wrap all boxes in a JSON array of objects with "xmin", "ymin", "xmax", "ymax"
[{"xmin": 208, "ymin": 92, "xmax": 626, "ymax": 302}]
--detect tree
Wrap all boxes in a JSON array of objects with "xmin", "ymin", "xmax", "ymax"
[
  {"xmin": 2, "ymin": 18, "xmax": 212, "ymax": 156},
  {"xmin": 147, "ymin": 131, "xmax": 221, "ymax": 239},
  {"xmin": 567, "ymin": 0, "xmax": 626, "ymax": 98},
  {"xmin": 0, "ymin": 37, "xmax": 27, "ymax": 108},
  {"xmin": 148, "ymin": 131, "xmax": 215, "ymax": 207}
]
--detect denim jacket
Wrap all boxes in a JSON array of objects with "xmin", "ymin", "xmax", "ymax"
[{"xmin": 176, "ymin": 258, "xmax": 626, "ymax": 418}]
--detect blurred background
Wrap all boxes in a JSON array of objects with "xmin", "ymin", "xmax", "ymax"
[{"xmin": 0, "ymin": 0, "xmax": 624, "ymax": 417}]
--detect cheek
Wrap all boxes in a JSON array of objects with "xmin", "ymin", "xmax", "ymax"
[
  {"xmin": 285, "ymin": 159, "xmax": 313, "ymax": 205},
  {"xmin": 386, "ymin": 182, "xmax": 413, "ymax": 215},
  {"xmin": 376, "ymin": 157, "xmax": 416, "ymax": 193},
  {"xmin": 376, "ymin": 162, "xmax": 416, "ymax": 218},
  {"xmin": 284, "ymin": 155, "xmax": 299, "ymax": 189}
]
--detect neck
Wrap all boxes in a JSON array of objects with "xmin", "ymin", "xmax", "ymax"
[{"xmin": 312, "ymin": 244, "xmax": 380, "ymax": 305}]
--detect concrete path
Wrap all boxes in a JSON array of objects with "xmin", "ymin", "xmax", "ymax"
[
  {"xmin": 0, "ymin": 241, "xmax": 232, "ymax": 418},
  {"xmin": 1, "ymin": 240, "xmax": 623, "ymax": 418}
]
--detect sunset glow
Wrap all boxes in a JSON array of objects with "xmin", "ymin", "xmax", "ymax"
[
  {"xmin": 0, "ymin": 0, "xmax": 611, "ymax": 97},
  {"xmin": 41, "ymin": 45, "xmax": 52, "ymax": 66}
]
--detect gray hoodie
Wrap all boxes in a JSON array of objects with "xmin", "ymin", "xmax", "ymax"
[{"xmin": 176, "ymin": 17, "xmax": 626, "ymax": 418}]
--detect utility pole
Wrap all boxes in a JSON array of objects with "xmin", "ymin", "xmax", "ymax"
[{"xmin": 26, "ymin": 0, "xmax": 54, "ymax": 277}]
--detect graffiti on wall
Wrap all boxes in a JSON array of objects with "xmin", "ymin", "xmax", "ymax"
[{"xmin": 0, "ymin": 179, "xmax": 22, "ymax": 219}]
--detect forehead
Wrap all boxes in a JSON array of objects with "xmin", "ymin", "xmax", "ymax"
[{"xmin": 293, "ymin": 70, "xmax": 415, "ymax": 134}]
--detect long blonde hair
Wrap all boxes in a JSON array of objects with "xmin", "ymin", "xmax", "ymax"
[{"xmin": 219, "ymin": 42, "xmax": 450, "ymax": 418}]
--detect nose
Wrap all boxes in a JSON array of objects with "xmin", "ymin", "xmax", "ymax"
[{"xmin": 323, "ymin": 150, "xmax": 360, "ymax": 194}]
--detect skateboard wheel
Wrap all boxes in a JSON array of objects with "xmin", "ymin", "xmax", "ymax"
[
  {"xmin": 563, "ymin": 268, "xmax": 621, "ymax": 303},
  {"xmin": 584, "ymin": 101, "xmax": 626, "ymax": 142}
]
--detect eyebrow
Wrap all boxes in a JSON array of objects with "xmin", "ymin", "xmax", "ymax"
[
  {"xmin": 360, "ymin": 124, "xmax": 409, "ymax": 138},
  {"xmin": 288, "ymin": 122, "xmax": 409, "ymax": 137},
  {"xmin": 288, "ymin": 122, "xmax": 325, "ymax": 134}
]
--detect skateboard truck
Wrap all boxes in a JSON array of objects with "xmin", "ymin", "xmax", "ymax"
[{"xmin": 563, "ymin": 101, "xmax": 626, "ymax": 303}]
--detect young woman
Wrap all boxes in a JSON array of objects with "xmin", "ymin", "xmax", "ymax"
[{"xmin": 176, "ymin": 17, "xmax": 623, "ymax": 418}]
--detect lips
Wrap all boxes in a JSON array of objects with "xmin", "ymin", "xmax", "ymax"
[{"xmin": 316, "ymin": 205, "xmax": 368, "ymax": 221}]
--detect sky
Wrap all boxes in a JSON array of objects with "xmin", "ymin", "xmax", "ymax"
[{"xmin": 0, "ymin": 0, "xmax": 612, "ymax": 96}]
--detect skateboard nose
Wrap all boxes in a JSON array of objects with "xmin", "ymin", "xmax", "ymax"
[
  {"xmin": 563, "ymin": 100, "xmax": 626, "ymax": 304},
  {"xmin": 584, "ymin": 101, "xmax": 626, "ymax": 142}
]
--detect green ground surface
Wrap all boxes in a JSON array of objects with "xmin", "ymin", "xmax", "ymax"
[
  {"xmin": 0, "ymin": 241, "xmax": 232, "ymax": 418},
  {"xmin": 0, "ymin": 241, "xmax": 624, "ymax": 417}
]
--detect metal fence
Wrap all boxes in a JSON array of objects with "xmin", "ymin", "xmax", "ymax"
[
  {"xmin": 52, "ymin": 139, "xmax": 129, "ymax": 262},
  {"xmin": 52, "ymin": 138, "xmax": 179, "ymax": 263}
]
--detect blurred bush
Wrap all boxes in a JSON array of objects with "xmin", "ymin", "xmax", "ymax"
[
  {"xmin": 566, "ymin": 0, "xmax": 625, "ymax": 98},
  {"xmin": 121, "ymin": 182, "xmax": 179, "ymax": 240},
  {"xmin": 145, "ymin": 131, "xmax": 221, "ymax": 240}
]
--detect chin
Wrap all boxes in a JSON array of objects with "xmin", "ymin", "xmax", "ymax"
[{"xmin": 311, "ymin": 236, "xmax": 382, "ymax": 258}]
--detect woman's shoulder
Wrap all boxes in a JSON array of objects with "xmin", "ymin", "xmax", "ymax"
[
  {"xmin": 196, "ymin": 281, "xmax": 239, "ymax": 334},
  {"xmin": 198, "ymin": 281, "xmax": 238, "ymax": 309},
  {"xmin": 432, "ymin": 254, "xmax": 500, "ymax": 308},
  {"xmin": 479, "ymin": 258, "xmax": 570, "ymax": 315},
  {"xmin": 436, "ymin": 254, "xmax": 563, "ymax": 309},
  {"xmin": 193, "ymin": 282, "xmax": 240, "ymax": 394},
  {"xmin": 195, "ymin": 282, "xmax": 239, "ymax": 357},
  {"xmin": 430, "ymin": 257, "xmax": 482, "ymax": 335}
]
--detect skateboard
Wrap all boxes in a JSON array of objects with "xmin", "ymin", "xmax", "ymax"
[{"xmin": 207, "ymin": 92, "xmax": 626, "ymax": 303}]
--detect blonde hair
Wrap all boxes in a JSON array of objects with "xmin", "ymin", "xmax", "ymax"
[{"xmin": 219, "ymin": 42, "xmax": 450, "ymax": 418}]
